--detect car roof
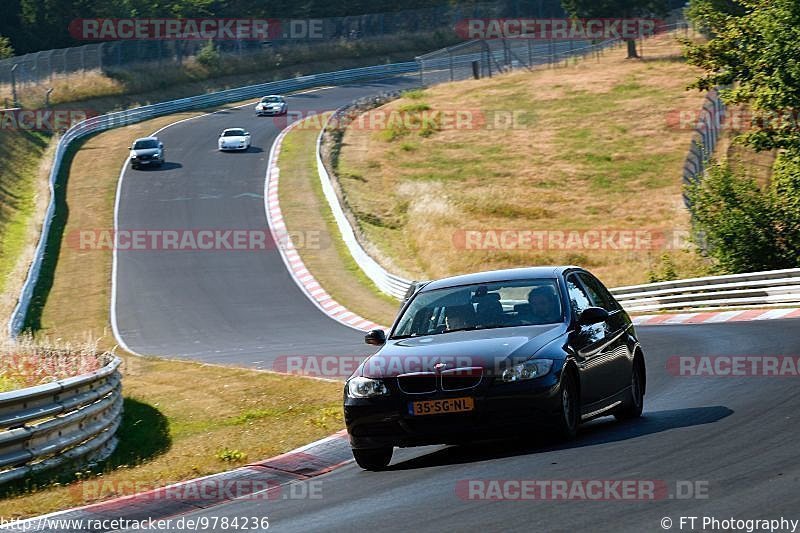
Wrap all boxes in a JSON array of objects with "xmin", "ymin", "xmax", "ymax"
[
  {"xmin": 420, "ymin": 266, "xmax": 581, "ymax": 292},
  {"xmin": 133, "ymin": 136, "xmax": 158, "ymax": 142},
  {"xmin": 261, "ymin": 95, "xmax": 284, "ymax": 98},
  {"xmin": 222, "ymin": 128, "xmax": 246, "ymax": 133}
]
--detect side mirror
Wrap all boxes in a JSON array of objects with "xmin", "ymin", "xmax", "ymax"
[
  {"xmin": 159, "ymin": 143, "xmax": 164, "ymax": 148},
  {"xmin": 244, "ymin": 132, "xmax": 250, "ymax": 136},
  {"xmin": 364, "ymin": 329, "xmax": 386, "ymax": 346},
  {"xmin": 578, "ymin": 306, "xmax": 610, "ymax": 326}
]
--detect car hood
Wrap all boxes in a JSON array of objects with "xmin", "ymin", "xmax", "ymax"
[
  {"xmin": 220, "ymin": 136, "xmax": 247, "ymax": 142},
  {"xmin": 131, "ymin": 148, "xmax": 160, "ymax": 156},
  {"xmin": 359, "ymin": 324, "xmax": 566, "ymax": 378}
]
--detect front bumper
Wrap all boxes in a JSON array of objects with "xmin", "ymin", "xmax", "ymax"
[
  {"xmin": 130, "ymin": 157, "xmax": 160, "ymax": 166},
  {"xmin": 256, "ymin": 108, "xmax": 284, "ymax": 116},
  {"xmin": 344, "ymin": 375, "xmax": 562, "ymax": 449},
  {"xmin": 219, "ymin": 144, "xmax": 248, "ymax": 151}
]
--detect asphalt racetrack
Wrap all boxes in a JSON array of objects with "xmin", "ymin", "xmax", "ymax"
[
  {"xmin": 118, "ymin": 318, "xmax": 800, "ymax": 532},
  {"xmin": 113, "ymin": 77, "xmax": 417, "ymax": 365}
]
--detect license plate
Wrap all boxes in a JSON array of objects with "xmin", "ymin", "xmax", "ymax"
[{"xmin": 408, "ymin": 397, "xmax": 474, "ymax": 416}]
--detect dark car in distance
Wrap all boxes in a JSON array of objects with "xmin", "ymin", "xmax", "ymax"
[
  {"xmin": 129, "ymin": 136, "xmax": 165, "ymax": 169},
  {"xmin": 344, "ymin": 266, "xmax": 646, "ymax": 470}
]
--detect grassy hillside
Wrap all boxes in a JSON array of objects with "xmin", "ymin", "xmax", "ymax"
[
  {"xmin": 0, "ymin": 130, "xmax": 52, "ymax": 318},
  {"xmin": 336, "ymin": 33, "xmax": 712, "ymax": 287}
]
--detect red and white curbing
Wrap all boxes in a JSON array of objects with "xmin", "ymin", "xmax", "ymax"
[
  {"xmin": 632, "ymin": 307, "xmax": 800, "ymax": 326},
  {"xmin": 265, "ymin": 120, "xmax": 386, "ymax": 333},
  {"xmin": 8, "ymin": 431, "xmax": 354, "ymax": 531}
]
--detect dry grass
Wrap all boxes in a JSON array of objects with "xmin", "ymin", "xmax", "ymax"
[
  {"xmin": 337, "ymin": 33, "xmax": 713, "ymax": 287},
  {"xmin": 0, "ymin": 353, "xmax": 343, "ymax": 518},
  {"xmin": 0, "ymin": 130, "xmax": 56, "ymax": 324},
  {"xmin": 0, "ymin": 336, "xmax": 105, "ymax": 392},
  {"xmin": 278, "ymin": 117, "xmax": 400, "ymax": 326}
]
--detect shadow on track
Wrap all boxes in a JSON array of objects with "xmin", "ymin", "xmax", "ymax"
[
  {"xmin": 387, "ymin": 406, "xmax": 733, "ymax": 471},
  {"xmin": 134, "ymin": 162, "xmax": 183, "ymax": 171}
]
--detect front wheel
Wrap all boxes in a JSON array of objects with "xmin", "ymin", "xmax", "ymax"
[
  {"xmin": 554, "ymin": 370, "xmax": 579, "ymax": 440},
  {"xmin": 352, "ymin": 447, "xmax": 392, "ymax": 471},
  {"xmin": 614, "ymin": 359, "xmax": 644, "ymax": 421}
]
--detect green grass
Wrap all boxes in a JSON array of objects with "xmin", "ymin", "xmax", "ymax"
[{"xmin": 0, "ymin": 130, "xmax": 51, "ymax": 299}]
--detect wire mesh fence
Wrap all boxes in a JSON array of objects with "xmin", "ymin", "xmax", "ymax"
[
  {"xmin": 682, "ymin": 90, "xmax": 726, "ymax": 207},
  {"xmin": 415, "ymin": 21, "xmax": 689, "ymax": 88},
  {"xmin": 0, "ymin": 2, "xmax": 570, "ymax": 91}
]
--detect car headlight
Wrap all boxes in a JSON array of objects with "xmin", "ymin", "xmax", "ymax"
[
  {"xmin": 347, "ymin": 376, "xmax": 389, "ymax": 398},
  {"xmin": 130, "ymin": 153, "xmax": 137, "ymax": 159},
  {"xmin": 500, "ymin": 359, "xmax": 553, "ymax": 382}
]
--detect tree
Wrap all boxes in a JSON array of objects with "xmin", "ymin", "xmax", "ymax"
[
  {"xmin": 0, "ymin": 35, "xmax": 13, "ymax": 59},
  {"xmin": 682, "ymin": 0, "xmax": 800, "ymax": 153},
  {"xmin": 686, "ymin": 161, "xmax": 800, "ymax": 273},
  {"xmin": 560, "ymin": 0, "xmax": 669, "ymax": 58}
]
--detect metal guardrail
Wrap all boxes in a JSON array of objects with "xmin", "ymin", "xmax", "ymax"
[
  {"xmin": 7, "ymin": 61, "xmax": 420, "ymax": 338},
  {"xmin": 0, "ymin": 356, "xmax": 122, "ymax": 485},
  {"xmin": 610, "ymin": 268, "xmax": 800, "ymax": 313},
  {"xmin": 317, "ymin": 106, "xmax": 415, "ymax": 301}
]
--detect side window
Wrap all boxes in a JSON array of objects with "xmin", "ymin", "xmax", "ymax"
[
  {"xmin": 566, "ymin": 275, "xmax": 592, "ymax": 316},
  {"xmin": 577, "ymin": 272, "xmax": 620, "ymax": 311}
]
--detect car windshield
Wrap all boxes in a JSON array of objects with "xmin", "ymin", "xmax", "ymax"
[
  {"xmin": 133, "ymin": 140, "xmax": 158, "ymax": 149},
  {"xmin": 261, "ymin": 96, "xmax": 282, "ymax": 103},
  {"xmin": 222, "ymin": 130, "xmax": 245, "ymax": 137},
  {"xmin": 392, "ymin": 278, "xmax": 564, "ymax": 338}
]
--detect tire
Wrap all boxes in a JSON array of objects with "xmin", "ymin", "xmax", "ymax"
[
  {"xmin": 614, "ymin": 358, "xmax": 645, "ymax": 421},
  {"xmin": 352, "ymin": 447, "xmax": 392, "ymax": 471},
  {"xmin": 554, "ymin": 369, "xmax": 579, "ymax": 440}
]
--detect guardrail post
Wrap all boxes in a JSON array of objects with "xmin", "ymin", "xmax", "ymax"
[{"xmin": 10, "ymin": 64, "xmax": 18, "ymax": 107}]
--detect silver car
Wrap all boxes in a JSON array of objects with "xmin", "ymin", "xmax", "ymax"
[{"xmin": 255, "ymin": 95, "xmax": 287, "ymax": 116}]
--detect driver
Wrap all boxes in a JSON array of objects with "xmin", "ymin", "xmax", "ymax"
[
  {"xmin": 525, "ymin": 286, "xmax": 562, "ymax": 323},
  {"xmin": 444, "ymin": 304, "xmax": 476, "ymax": 331}
]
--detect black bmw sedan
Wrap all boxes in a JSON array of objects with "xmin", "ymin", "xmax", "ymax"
[{"xmin": 344, "ymin": 266, "xmax": 646, "ymax": 470}]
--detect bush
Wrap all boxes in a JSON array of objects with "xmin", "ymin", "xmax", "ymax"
[
  {"xmin": 0, "ymin": 35, "xmax": 13, "ymax": 59},
  {"xmin": 686, "ymin": 158, "xmax": 800, "ymax": 273},
  {"xmin": 196, "ymin": 40, "xmax": 221, "ymax": 70}
]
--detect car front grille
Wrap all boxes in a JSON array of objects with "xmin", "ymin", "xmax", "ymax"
[
  {"xmin": 397, "ymin": 372, "xmax": 437, "ymax": 394},
  {"xmin": 397, "ymin": 367, "xmax": 483, "ymax": 394},
  {"xmin": 441, "ymin": 367, "xmax": 483, "ymax": 391}
]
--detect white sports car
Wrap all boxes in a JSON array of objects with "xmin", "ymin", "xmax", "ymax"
[
  {"xmin": 218, "ymin": 128, "xmax": 251, "ymax": 151},
  {"xmin": 255, "ymin": 95, "xmax": 287, "ymax": 116}
]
